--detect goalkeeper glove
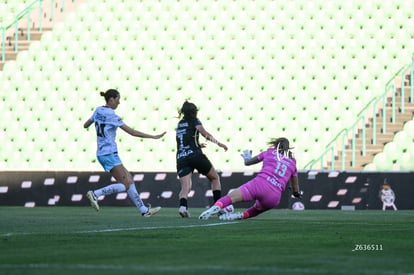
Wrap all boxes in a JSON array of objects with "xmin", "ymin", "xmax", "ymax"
[
  {"xmin": 292, "ymin": 191, "xmax": 302, "ymax": 200},
  {"xmin": 241, "ymin": 149, "xmax": 252, "ymax": 161}
]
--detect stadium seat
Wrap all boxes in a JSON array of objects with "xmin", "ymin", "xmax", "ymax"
[
  {"xmin": 382, "ymin": 141, "xmax": 400, "ymax": 162},
  {"xmin": 372, "ymin": 152, "xmax": 394, "ymax": 171},
  {"xmin": 395, "ymin": 152, "xmax": 414, "ymax": 171},
  {"xmin": 363, "ymin": 162, "xmax": 376, "ymax": 171},
  {"xmin": 403, "ymin": 120, "xmax": 414, "ymax": 134},
  {"xmin": 1, "ymin": 0, "xmax": 414, "ymax": 171},
  {"xmin": 393, "ymin": 131, "xmax": 411, "ymax": 151}
]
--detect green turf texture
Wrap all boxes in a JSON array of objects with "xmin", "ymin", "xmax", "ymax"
[{"xmin": 0, "ymin": 207, "xmax": 413, "ymax": 275}]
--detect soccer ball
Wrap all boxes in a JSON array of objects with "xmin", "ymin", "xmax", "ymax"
[{"xmin": 292, "ymin": 201, "xmax": 305, "ymax": 211}]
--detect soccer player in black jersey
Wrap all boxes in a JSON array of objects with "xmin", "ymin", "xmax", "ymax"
[{"xmin": 175, "ymin": 101, "xmax": 231, "ymax": 217}]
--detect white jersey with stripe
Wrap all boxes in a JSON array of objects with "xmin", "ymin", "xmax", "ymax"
[{"xmin": 90, "ymin": 106, "xmax": 124, "ymax": 156}]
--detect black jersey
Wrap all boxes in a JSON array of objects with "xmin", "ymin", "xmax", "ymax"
[{"xmin": 176, "ymin": 117, "xmax": 203, "ymax": 160}]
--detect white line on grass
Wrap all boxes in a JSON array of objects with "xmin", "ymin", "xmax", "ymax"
[
  {"xmin": 0, "ymin": 221, "xmax": 239, "ymax": 237},
  {"xmin": 77, "ymin": 221, "xmax": 239, "ymax": 234}
]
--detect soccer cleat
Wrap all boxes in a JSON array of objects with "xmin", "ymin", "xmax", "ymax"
[
  {"xmin": 142, "ymin": 205, "xmax": 161, "ymax": 217},
  {"xmin": 86, "ymin": 190, "xmax": 100, "ymax": 211},
  {"xmin": 198, "ymin": 205, "xmax": 221, "ymax": 220},
  {"xmin": 219, "ymin": 212, "xmax": 244, "ymax": 221},
  {"xmin": 218, "ymin": 204, "xmax": 234, "ymax": 216},
  {"xmin": 179, "ymin": 206, "xmax": 191, "ymax": 218}
]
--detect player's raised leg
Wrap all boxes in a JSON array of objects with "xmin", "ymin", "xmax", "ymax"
[{"xmin": 86, "ymin": 190, "xmax": 100, "ymax": 211}]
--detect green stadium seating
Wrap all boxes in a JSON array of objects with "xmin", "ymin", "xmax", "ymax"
[{"xmin": 1, "ymin": 0, "xmax": 413, "ymax": 171}]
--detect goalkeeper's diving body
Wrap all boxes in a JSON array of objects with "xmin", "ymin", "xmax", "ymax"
[{"xmin": 199, "ymin": 137, "xmax": 301, "ymax": 220}]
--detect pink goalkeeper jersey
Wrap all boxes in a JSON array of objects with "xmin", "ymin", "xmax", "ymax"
[{"xmin": 256, "ymin": 147, "xmax": 298, "ymax": 191}]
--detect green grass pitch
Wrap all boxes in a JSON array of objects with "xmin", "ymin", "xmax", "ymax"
[{"xmin": 0, "ymin": 207, "xmax": 413, "ymax": 275}]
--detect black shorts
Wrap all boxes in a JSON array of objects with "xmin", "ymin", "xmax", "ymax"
[{"xmin": 177, "ymin": 154, "xmax": 213, "ymax": 178}]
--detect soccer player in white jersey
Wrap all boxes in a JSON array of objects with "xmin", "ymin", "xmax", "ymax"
[{"xmin": 84, "ymin": 89, "xmax": 166, "ymax": 217}]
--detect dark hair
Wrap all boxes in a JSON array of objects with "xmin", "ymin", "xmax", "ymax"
[
  {"xmin": 268, "ymin": 137, "xmax": 293, "ymax": 157},
  {"xmin": 100, "ymin": 89, "xmax": 120, "ymax": 102},
  {"xmin": 179, "ymin": 100, "xmax": 198, "ymax": 119}
]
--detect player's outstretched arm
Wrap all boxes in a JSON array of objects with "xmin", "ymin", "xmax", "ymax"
[
  {"xmin": 244, "ymin": 156, "xmax": 261, "ymax": 166},
  {"xmin": 120, "ymin": 124, "xmax": 166, "ymax": 139},
  {"xmin": 290, "ymin": 176, "xmax": 302, "ymax": 199},
  {"xmin": 195, "ymin": 125, "xmax": 228, "ymax": 151},
  {"xmin": 83, "ymin": 119, "xmax": 93, "ymax": 129},
  {"xmin": 240, "ymin": 150, "xmax": 261, "ymax": 166}
]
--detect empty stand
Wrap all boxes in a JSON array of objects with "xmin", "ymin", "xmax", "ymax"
[{"xmin": 0, "ymin": 0, "xmax": 413, "ymax": 171}]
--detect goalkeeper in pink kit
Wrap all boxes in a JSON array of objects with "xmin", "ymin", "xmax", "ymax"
[{"xmin": 199, "ymin": 137, "xmax": 301, "ymax": 220}]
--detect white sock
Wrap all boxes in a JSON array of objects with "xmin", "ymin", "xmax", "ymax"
[
  {"xmin": 94, "ymin": 183, "xmax": 126, "ymax": 197},
  {"xmin": 127, "ymin": 183, "xmax": 148, "ymax": 214}
]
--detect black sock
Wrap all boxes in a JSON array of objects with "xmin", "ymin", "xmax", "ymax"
[
  {"xmin": 213, "ymin": 190, "xmax": 222, "ymax": 203},
  {"xmin": 179, "ymin": 198, "xmax": 188, "ymax": 208}
]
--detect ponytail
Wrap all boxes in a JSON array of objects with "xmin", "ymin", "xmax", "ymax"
[
  {"xmin": 101, "ymin": 89, "xmax": 120, "ymax": 102},
  {"xmin": 178, "ymin": 100, "xmax": 198, "ymax": 119}
]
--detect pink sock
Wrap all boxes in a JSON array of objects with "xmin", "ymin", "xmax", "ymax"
[
  {"xmin": 214, "ymin": 195, "xmax": 232, "ymax": 208},
  {"xmin": 245, "ymin": 206, "xmax": 263, "ymax": 218}
]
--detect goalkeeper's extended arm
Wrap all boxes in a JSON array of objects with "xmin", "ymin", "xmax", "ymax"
[
  {"xmin": 290, "ymin": 176, "xmax": 302, "ymax": 199},
  {"xmin": 241, "ymin": 150, "xmax": 261, "ymax": 166}
]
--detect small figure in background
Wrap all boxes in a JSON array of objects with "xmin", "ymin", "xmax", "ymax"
[{"xmin": 379, "ymin": 178, "xmax": 397, "ymax": 211}]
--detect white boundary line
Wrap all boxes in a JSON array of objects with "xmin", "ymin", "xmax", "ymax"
[
  {"xmin": 1, "ymin": 221, "xmax": 239, "ymax": 237},
  {"xmin": 77, "ymin": 221, "xmax": 240, "ymax": 234}
]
